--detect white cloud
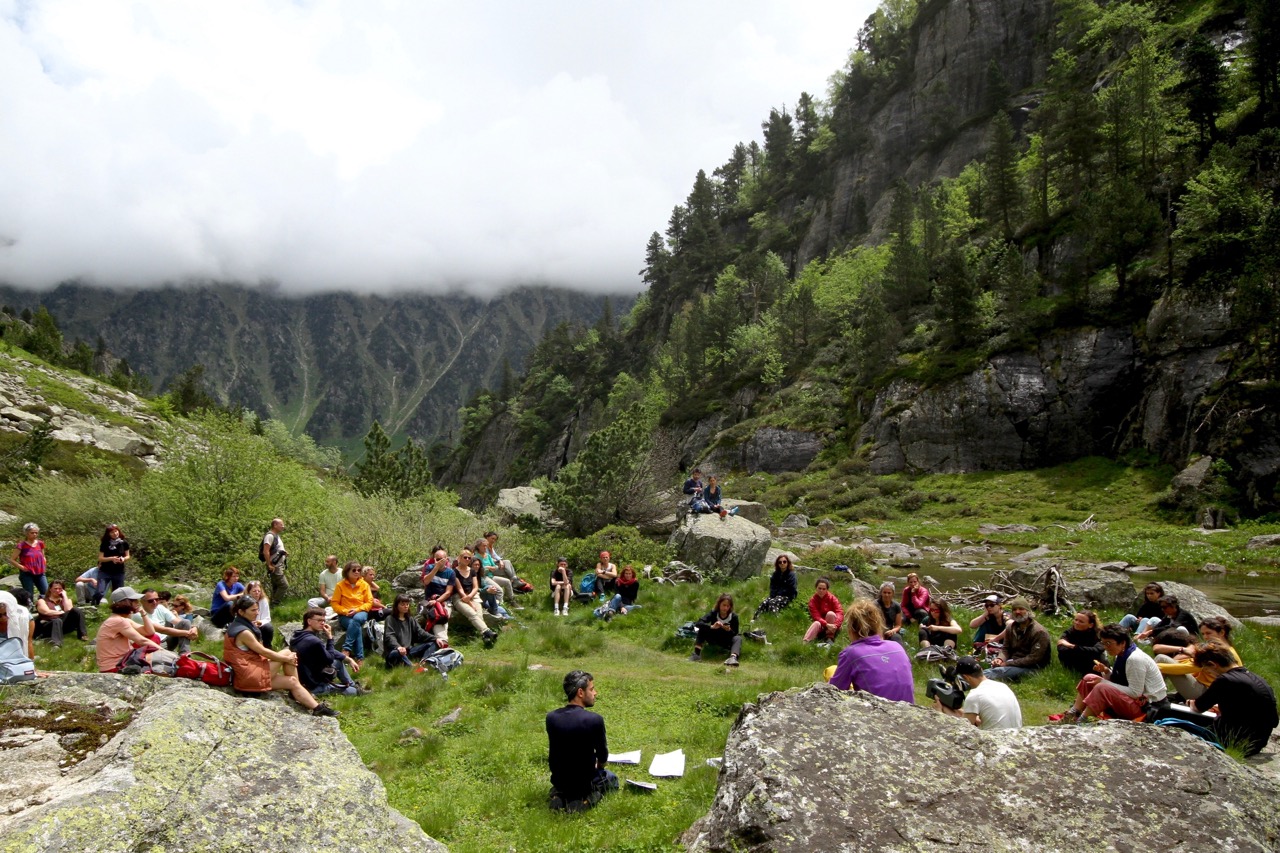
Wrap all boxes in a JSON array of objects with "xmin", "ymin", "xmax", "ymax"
[{"xmin": 0, "ymin": 0, "xmax": 878, "ymax": 295}]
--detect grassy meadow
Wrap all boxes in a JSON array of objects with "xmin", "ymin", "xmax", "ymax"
[{"xmin": 20, "ymin": 562, "xmax": 1280, "ymax": 852}]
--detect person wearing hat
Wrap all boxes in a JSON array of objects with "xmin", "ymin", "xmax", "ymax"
[
  {"xmin": 550, "ymin": 557, "xmax": 573, "ymax": 616},
  {"xmin": 935, "ymin": 656, "xmax": 1023, "ymax": 730},
  {"xmin": 969, "ymin": 595, "xmax": 1007, "ymax": 654},
  {"xmin": 985, "ymin": 597, "xmax": 1051, "ymax": 682},
  {"xmin": 95, "ymin": 587, "xmax": 163, "ymax": 673}
]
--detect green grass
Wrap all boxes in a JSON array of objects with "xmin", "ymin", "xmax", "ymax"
[
  {"xmin": 24, "ymin": 569, "xmax": 1280, "ymax": 852},
  {"xmin": 732, "ymin": 455, "xmax": 1280, "ymax": 573}
]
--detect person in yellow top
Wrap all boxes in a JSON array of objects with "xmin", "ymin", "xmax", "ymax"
[
  {"xmin": 1155, "ymin": 616, "xmax": 1241, "ymax": 702},
  {"xmin": 331, "ymin": 560, "xmax": 374, "ymax": 663}
]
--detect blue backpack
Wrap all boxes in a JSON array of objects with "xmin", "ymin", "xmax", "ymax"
[
  {"xmin": 578, "ymin": 572, "xmax": 597, "ymax": 594},
  {"xmin": 0, "ymin": 636, "xmax": 36, "ymax": 684}
]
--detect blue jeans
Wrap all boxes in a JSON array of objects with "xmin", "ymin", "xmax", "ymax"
[
  {"xmin": 20, "ymin": 571, "xmax": 48, "ymax": 598},
  {"xmin": 313, "ymin": 659, "xmax": 358, "ymax": 696},
  {"xmin": 607, "ymin": 595, "xmax": 640, "ymax": 613},
  {"xmin": 338, "ymin": 611, "xmax": 369, "ymax": 659},
  {"xmin": 1120, "ymin": 614, "xmax": 1160, "ymax": 635},
  {"xmin": 387, "ymin": 641, "xmax": 436, "ymax": 668},
  {"xmin": 985, "ymin": 665, "xmax": 1037, "ymax": 683}
]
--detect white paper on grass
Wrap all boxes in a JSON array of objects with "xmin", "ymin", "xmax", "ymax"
[
  {"xmin": 648, "ymin": 749, "xmax": 685, "ymax": 777},
  {"xmin": 608, "ymin": 750, "xmax": 641, "ymax": 764},
  {"xmin": 626, "ymin": 779, "xmax": 657, "ymax": 791}
]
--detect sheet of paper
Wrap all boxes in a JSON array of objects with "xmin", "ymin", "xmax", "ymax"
[
  {"xmin": 608, "ymin": 750, "xmax": 641, "ymax": 764},
  {"xmin": 648, "ymin": 748, "xmax": 685, "ymax": 778},
  {"xmin": 626, "ymin": 779, "xmax": 657, "ymax": 791}
]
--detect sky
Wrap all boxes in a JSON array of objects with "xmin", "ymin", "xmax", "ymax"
[{"xmin": 0, "ymin": 0, "xmax": 879, "ymax": 295}]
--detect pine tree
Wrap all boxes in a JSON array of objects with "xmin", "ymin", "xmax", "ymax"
[
  {"xmin": 1183, "ymin": 34, "xmax": 1224, "ymax": 158},
  {"xmin": 986, "ymin": 111, "xmax": 1022, "ymax": 238},
  {"xmin": 354, "ymin": 421, "xmax": 397, "ymax": 496}
]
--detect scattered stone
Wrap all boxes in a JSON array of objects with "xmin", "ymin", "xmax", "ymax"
[
  {"xmin": 1010, "ymin": 544, "xmax": 1053, "ymax": 562},
  {"xmin": 1187, "ymin": 540, "xmax": 1210, "ymax": 547},
  {"xmin": 1006, "ymin": 565, "xmax": 1135, "ymax": 611},
  {"xmin": 1200, "ymin": 562, "xmax": 1227, "ymax": 574},
  {"xmin": 683, "ymin": 684, "xmax": 1280, "ymax": 853},
  {"xmin": 1247, "ymin": 534, "xmax": 1280, "ymax": 550},
  {"xmin": 720, "ymin": 499, "xmax": 768, "ymax": 526},
  {"xmin": 494, "ymin": 486, "xmax": 549, "ymax": 524},
  {"xmin": 435, "ymin": 707, "xmax": 462, "ymax": 727},
  {"xmin": 1160, "ymin": 581, "xmax": 1241, "ymax": 631},
  {"xmin": 780, "ymin": 513, "xmax": 809, "ymax": 528},
  {"xmin": 527, "ymin": 663, "xmax": 551, "ymax": 671},
  {"xmin": 1093, "ymin": 561, "xmax": 1130, "ymax": 573},
  {"xmin": 1248, "ymin": 571, "xmax": 1260, "ymax": 577},
  {"xmin": 1245, "ymin": 616, "xmax": 1280, "ymax": 627},
  {"xmin": 1126, "ymin": 565, "xmax": 1158, "ymax": 573},
  {"xmin": 393, "ymin": 568, "xmax": 423, "ymax": 590},
  {"xmin": 398, "ymin": 727, "xmax": 425, "ymax": 743}
]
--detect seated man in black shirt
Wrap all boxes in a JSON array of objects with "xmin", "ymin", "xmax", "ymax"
[
  {"xmin": 546, "ymin": 669, "xmax": 618, "ymax": 812},
  {"xmin": 1190, "ymin": 641, "xmax": 1279, "ymax": 756},
  {"xmin": 1142, "ymin": 595, "xmax": 1199, "ymax": 654}
]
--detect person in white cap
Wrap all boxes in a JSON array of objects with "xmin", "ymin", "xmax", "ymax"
[
  {"xmin": 95, "ymin": 587, "xmax": 162, "ymax": 673},
  {"xmin": 969, "ymin": 594, "xmax": 1007, "ymax": 654}
]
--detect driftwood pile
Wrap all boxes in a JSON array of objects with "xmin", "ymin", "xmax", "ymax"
[{"xmin": 940, "ymin": 566, "xmax": 1076, "ymax": 614}]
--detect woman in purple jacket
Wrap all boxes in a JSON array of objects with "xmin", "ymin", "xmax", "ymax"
[{"xmin": 829, "ymin": 600, "xmax": 915, "ymax": 703}]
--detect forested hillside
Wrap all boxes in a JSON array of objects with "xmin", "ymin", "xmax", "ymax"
[
  {"xmin": 443, "ymin": 0, "xmax": 1280, "ymax": 523},
  {"xmin": 0, "ymin": 283, "xmax": 617, "ymax": 455}
]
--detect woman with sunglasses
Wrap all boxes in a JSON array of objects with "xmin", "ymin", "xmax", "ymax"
[{"xmin": 752, "ymin": 555, "xmax": 798, "ymax": 622}]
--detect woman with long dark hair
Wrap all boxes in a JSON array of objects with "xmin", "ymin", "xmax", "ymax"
[
  {"xmin": 752, "ymin": 555, "xmax": 797, "ymax": 621},
  {"xmin": 383, "ymin": 593, "xmax": 436, "ymax": 667},
  {"xmin": 224, "ymin": 596, "xmax": 336, "ymax": 716},
  {"xmin": 96, "ymin": 523, "xmax": 131, "ymax": 601}
]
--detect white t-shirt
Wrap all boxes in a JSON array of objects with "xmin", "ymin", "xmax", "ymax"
[
  {"xmin": 962, "ymin": 678, "xmax": 1023, "ymax": 730},
  {"xmin": 263, "ymin": 532, "xmax": 284, "ymax": 562},
  {"xmin": 318, "ymin": 569, "xmax": 342, "ymax": 598}
]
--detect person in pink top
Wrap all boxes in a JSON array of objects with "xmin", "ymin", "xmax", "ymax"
[
  {"xmin": 95, "ymin": 587, "xmax": 162, "ymax": 672},
  {"xmin": 901, "ymin": 572, "xmax": 931, "ymax": 626},
  {"xmin": 803, "ymin": 577, "xmax": 844, "ymax": 643}
]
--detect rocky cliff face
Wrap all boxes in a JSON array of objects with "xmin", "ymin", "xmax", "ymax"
[
  {"xmin": 860, "ymin": 292, "xmax": 1278, "ymax": 511},
  {"xmin": 800, "ymin": 0, "xmax": 1057, "ymax": 263},
  {"xmin": 1, "ymin": 282, "xmax": 618, "ymax": 449}
]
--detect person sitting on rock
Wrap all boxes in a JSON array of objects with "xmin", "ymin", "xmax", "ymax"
[
  {"xmin": 691, "ymin": 593, "xmax": 741, "ymax": 667},
  {"xmin": 33, "ymin": 580, "xmax": 86, "ymax": 648},
  {"xmin": 243, "ymin": 580, "xmax": 275, "ymax": 649},
  {"xmin": 1188, "ymin": 641, "xmax": 1279, "ymax": 756},
  {"xmin": 1056, "ymin": 610, "xmax": 1106, "ymax": 675},
  {"xmin": 936, "ymin": 656, "xmax": 1023, "ymax": 730},
  {"xmin": 803, "ymin": 577, "xmax": 844, "ymax": 644},
  {"xmin": 73, "ymin": 566, "xmax": 105, "ymax": 607},
  {"xmin": 362, "ymin": 566, "xmax": 387, "ymax": 621},
  {"xmin": 829, "ymin": 599, "xmax": 914, "ymax": 702},
  {"xmin": 1119, "ymin": 582, "xmax": 1165, "ymax": 638},
  {"xmin": 985, "ymin": 597, "xmax": 1051, "ymax": 682},
  {"xmin": 593, "ymin": 551, "xmax": 619, "ymax": 596},
  {"xmin": 421, "ymin": 547, "xmax": 457, "ymax": 642},
  {"xmin": 224, "ymin": 596, "xmax": 337, "ymax": 717},
  {"xmin": 210, "ymin": 566, "xmax": 245, "ymax": 629},
  {"xmin": 134, "ymin": 587, "xmax": 197, "ymax": 655},
  {"xmin": 1140, "ymin": 595, "xmax": 1199, "ymax": 653},
  {"xmin": 550, "ymin": 557, "xmax": 574, "ymax": 616},
  {"xmin": 382, "ymin": 594, "xmax": 437, "ymax": 668},
  {"xmin": 454, "ymin": 557, "xmax": 499, "ymax": 646},
  {"xmin": 683, "ymin": 468, "xmax": 711, "ymax": 513},
  {"xmin": 900, "ymin": 573, "xmax": 931, "ymax": 626},
  {"xmin": 484, "ymin": 531, "xmax": 533, "ymax": 597},
  {"xmin": 704, "ymin": 475, "xmax": 725, "ymax": 517},
  {"xmin": 752, "ymin": 555, "xmax": 797, "ymax": 621},
  {"xmin": 331, "ymin": 560, "xmax": 374, "ymax": 663},
  {"xmin": 1156, "ymin": 616, "xmax": 1240, "ymax": 702},
  {"xmin": 475, "ymin": 538, "xmax": 517, "ymax": 610},
  {"xmin": 95, "ymin": 587, "xmax": 163, "ymax": 673},
  {"xmin": 547, "ymin": 669, "xmax": 617, "ymax": 812},
  {"xmin": 918, "ymin": 600, "xmax": 961, "ymax": 652},
  {"xmin": 969, "ymin": 595, "xmax": 1007, "ymax": 653},
  {"xmin": 1054, "ymin": 623, "xmax": 1167, "ymax": 724},
  {"xmin": 290, "ymin": 606, "xmax": 365, "ymax": 695},
  {"xmin": 602, "ymin": 565, "xmax": 641, "ymax": 616},
  {"xmin": 877, "ymin": 582, "xmax": 905, "ymax": 646}
]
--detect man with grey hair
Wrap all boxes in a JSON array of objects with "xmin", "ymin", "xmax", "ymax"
[
  {"xmin": 546, "ymin": 669, "xmax": 617, "ymax": 812},
  {"xmin": 985, "ymin": 596, "xmax": 1050, "ymax": 682}
]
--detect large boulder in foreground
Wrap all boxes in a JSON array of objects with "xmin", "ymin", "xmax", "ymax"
[
  {"xmin": 684, "ymin": 684, "xmax": 1280, "ymax": 853},
  {"xmin": 668, "ymin": 514, "xmax": 772, "ymax": 581},
  {"xmin": 0, "ymin": 673, "xmax": 445, "ymax": 853}
]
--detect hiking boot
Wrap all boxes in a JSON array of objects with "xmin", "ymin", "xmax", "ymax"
[
  {"xmin": 120, "ymin": 664, "xmax": 143, "ymax": 676},
  {"xmin": 549, "ymin": 792, "xmax": 566, "ymax": 811},
  {"xmin": 483, "ymin": 630, "xmax": 499, "ymax": 646},
  {"xmin": 312, "ymin": 703, "xmax": 339, "ymax": 718},
  {"xmin": 355, "ymin": 682, "xmax": 373, "ymax": 696},
  {"xmin": 688, "ymin": 652, "xmax": 702, "ymax": 662},
  {"xmin": 725, "ymin": 655, "xmax": 739, "ymax": 667}
]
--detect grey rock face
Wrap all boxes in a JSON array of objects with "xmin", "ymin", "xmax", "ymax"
[
  {"xmin": 668, "ymin": 514, "xmax": 772, "ymax": 581},
  {"xmin": 781, "ymin": 513, "xmax": 809, "ymax": 528},
  {"xmin": 494, "ymin": 486, "xmax": 549, "ymax": 523},
  {"xmin": 707, "ymin": 427, "xmax": 822, "ymax": 474},
  {"xmin": 721, "ymin": 499, "xmax": 768, "ymax": 526},
  {"xmin": 393, "ymin": 568, "xmax": 425, "ymax": 590},
  {"xmin": 862, "ymin": 328, "xmax": 1139, "ymax": 474},
  {"xmin": 1007, "ymin": 565, "xmax": 1136, "ymax": 611},
  {"xmin": 1160, "ymin": 580, "xmax": 1242, "ymax": 631},
  {"xmin": 683, "ymin": 684, "xmax": 1280, "ymax": 853},
  {"xmin": 0, "ymin": 673, "xmax": 446, "ymax": 853}
]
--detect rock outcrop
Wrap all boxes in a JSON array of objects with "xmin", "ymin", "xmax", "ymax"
[
  {"xmin": 668, "ymin": 514, "xmax": 772, "ymax": 581},
  {"xmin": 0, "ymin": 673, "xmax": 446, "ymax": 853},
  {"xmin": 494, "ymin": 486, "xmax": 550, "ymax": 524},
  {"xmin": 1160, "ymin": 580, "xmax": 1242, "ymax": 631},
  {"xmin": 684, "ymin": 684, "xmax": 1280, "ymax": 853},
  {"xmin": 1007, "ymin": 564, "xmax": 1136, "ymax": 611},
  {"xmin": 705, "ymin": 427, "xmax": 822, "ymax": 475}
]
